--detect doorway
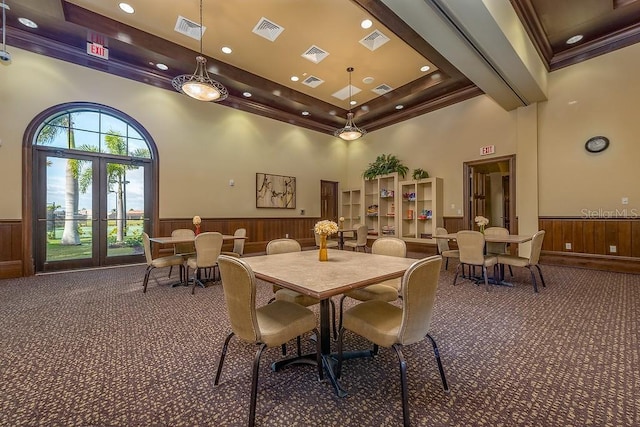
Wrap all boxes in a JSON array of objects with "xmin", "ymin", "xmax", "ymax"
[
  {"xmin": 463, "ymin": 155, "xmax": 516, "ymax": 233},
  {"xmin": 320, "ymin": 180, "xmax": 339, "ymax": 221}
]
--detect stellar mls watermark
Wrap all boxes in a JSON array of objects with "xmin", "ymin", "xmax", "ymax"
[{"xmin": 581, "ymin": 208, "xmax": 639, "ymax": 218}]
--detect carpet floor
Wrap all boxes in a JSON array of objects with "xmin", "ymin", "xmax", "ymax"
[{"xmin": 0, "ymin": 260, "xmax": 638, "ymax": 426}]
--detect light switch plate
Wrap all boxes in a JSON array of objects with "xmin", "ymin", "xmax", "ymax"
[
  {"xmin": 565, "ymin": 243, "xmax": 572, "ymax": 250},
  {"xmin": 610, "ymin": 245, "xmax": 617, "ymax": 253},
  {"xmin": 622, "ymin": 197, "xmax": 629, "ymax": 205}
]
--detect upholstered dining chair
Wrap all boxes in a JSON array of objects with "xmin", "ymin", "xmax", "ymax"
[
  {"xmin": 484, "ymin": 226, "xmax": 513, "ymax": 277},
  {"xmin": 214, "ymin": 255, "xmax": 322, "ymax": 427},
  {"xmin": 343, "ymin": 224, "xmax": 368, "ymax": 252},
  {"xmin": 168, "ymin": 228, "xmax": 195, "ymax": 283},
  {"xmin": 267, "ymin": 238, "xmax": 338, "ymax": 340},
  {"xmin": 221, "ymin": 227, "xmax": 246, "ymax": 257},
  {"xmin": 338, "ymin": 237, "xmax": 406, "ymax": 332},
  {"xmin": 453, "ymin": 230, "xmax": 498, "ymax": 291},
  {"xmin": 435, "ymin": 227, "xmax": 459, "ymax": 270},
  {"xmin": 337, "ymin": 255, "xmax": 449, "ymax": 427},
  {"xmin": 141, "ymin": 232, "xmax": 185, "ymax": 293},
  {"xmin": 314, "ymin": 231, "xmax": 338, "ymax": 249},
  {"xmin": 186, "ymin": 232, "xmax": 223, "ymax": 294},
  {"xmin": 497, "ymin": 230, "xmax": 546, "ymax": 293}
]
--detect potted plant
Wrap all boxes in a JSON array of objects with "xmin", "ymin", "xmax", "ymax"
[
  {"xmin": 412, "ymin": 168, "xmax": 429, "ymax": 180},
  {"xmin": 362, "ymin": 154, "xmax": 409, "ymax": 180}
]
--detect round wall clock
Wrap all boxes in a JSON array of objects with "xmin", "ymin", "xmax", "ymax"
[{"xmin": 585, "ymin": 136, "xmax": 609, "ymax": 153}]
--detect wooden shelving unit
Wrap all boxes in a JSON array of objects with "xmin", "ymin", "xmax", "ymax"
[{"xmin": 399, "ymin": 177, "xmax": 443, "ymax": 243}]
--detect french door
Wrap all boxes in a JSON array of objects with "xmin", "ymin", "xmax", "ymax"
[{"xmin": 34, "ymin": 149, "xmax": 151, "ymax": 272}]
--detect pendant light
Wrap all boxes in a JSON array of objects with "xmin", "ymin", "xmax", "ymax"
[
  {"xmin": 172, "ymin": 0, "xmax": 228, "ymax": 102},
  {"xmin": 334, "ymin": 67, "xmax": 366, "ymax": 141}
]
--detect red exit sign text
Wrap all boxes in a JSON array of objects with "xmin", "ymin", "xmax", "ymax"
[
  {"xmin": 87, "ymin": 42, "xmax": 109, "ymax": 60},
  {"xmin": 480, "ymin": 145, "xmax": 495, "ymax": 156}
]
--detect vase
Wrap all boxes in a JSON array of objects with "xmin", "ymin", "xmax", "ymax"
[
  {"xmin": 318, "ymin": 234, "xmax": 329, "ymax": 261},
  {"xmin": 479, "ymin": 225, "xmax": 485, "ymax": 234},
  {"xmin": 195, "ymin": 225, "xmax": 201, "ymax": 235}
]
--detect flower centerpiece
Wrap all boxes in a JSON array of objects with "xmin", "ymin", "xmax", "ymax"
[
  {"xmin": 314, "ymin": 220, "xmax": 338, "ymax": 261},
  {"xmin": 193, "ymin": 215, "xmax": 202, "ymax": 235},
  {"xmin": 475, "ymin": 215, "xmax": 489, "ymax": 233}
]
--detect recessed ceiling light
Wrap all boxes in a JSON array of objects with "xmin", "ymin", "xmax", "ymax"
[
  {"xmin": 362, "ymin": 77, "xmax": 374, "ymax": 84},
  {"xmin": 420, "ymin": 65, "xmax": 431, "ymax": 72},
  {"xmin": 350, "ymin": 100, "xmax": 357, "ymax": 106},
  {"xmin": 290, "ymin": 76, "xmax": 299, "ymax": 82},
  {"xmin": 566, "ymin": 35, "xmax": 583, "ymax": 44},
  {"xmin": 243, "ymin": 92, "xmax": 252, "ymax": 97},
  {"xmin": 361, "ymin": 19, "xmax": 373, "ymax": 29},
  {"xmin": 302, "ymin": 111, "xmax": 310, "ymax": 116},
  {"xmin": 156, "ymin": 63, "xmax": 168, "ymax": 71},
  {"xmin": 119, "ymin": 3, "xmax": 135, "ymax": 14},
  {"xmin": 395, "ymin": 105, "xmax": 404, "ymax": 110},
  {"xmin": 221, "ymin": 46, "xmax": 232, "ymax": 54},
  {"xmin": 18, "ymin": 18, "xmax": 38, "ymax": 29}
]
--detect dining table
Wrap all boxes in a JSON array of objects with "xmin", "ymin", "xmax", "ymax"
[
  {"xmin": 241, "ymin": 249, "xmax": 417, "ymax": 397},
  {"xmin": 435, "ymin": 231, "xmax": 533, "ymax": 285}
]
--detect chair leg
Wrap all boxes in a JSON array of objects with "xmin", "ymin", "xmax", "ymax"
[
  {"xmin": 535, "ymin": 265, "xmax": 546, "ymax": 287},
  {"xmin": 142, "ymin": 266, "xmax": 154, "ymax": 293},
  {"xmin": 296, "ymin": 336, "xmax": 302, "ymax": 356},
  {"xmin": 214, "ymin": 332, "xmax": 235, "ymax": 386},
  {"xmin": 452, "ymin": 263, "xmax": 461, "ymax": 286},
  {"xmin": 281, "ymin": 344, "xmax": 287, "ymax": 357},
  {"xmin": 391, "ymin": 344, "xmax": 410, "ymax": 427},
  {"xmin": 336, "ymin": 327, "xmax": 346, "ymax": 379},
  {"xmin": 426, "ymin": 334, "xmax": 449, "ymax": 392},
  {"xmin": 483, "ymin": 266, "xmax": 490, "ymax": 291},
  {"xmin": 168, "ymin": 265, "xmax": 173, "ymax": 278},
  {"xmin": 508, "ymin": 265, "xmax": 514, "ymax": 277},
  {"xmin": 249, "ymin": 344, "xmax": 267, "ymax": 427},
  {"xmin": 373, "ymin": 343, "xmax": 379, "ymax": 356},
  {"xmin": 445, "ymin": 258, "xmax": 449, "ymax": 270},
  {"xmin": 312, "ymin": 328, "xmax": 323, "ymax": 381},
  {"xmin": 338, "ymin": 295, "xmax": 348, "ymax": 332},
  {"xmin": 527, "ymin": 266, "xmax": 539, "ymax": 293}
]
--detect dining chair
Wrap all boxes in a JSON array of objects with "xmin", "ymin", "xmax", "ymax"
[
  {"xmin": 338, "ymin": 237, "xmax": 406, "ymax": 332},
  {"xmin": 453, "ymin": 230, "xmax": 498, "ymax": 291},
  {"xmin": 186, "ymin": 232, "xmax": 223, "ymax": 294},
  {"xmin": 141, "ymin": 232, "xmax": 186, "ymax": 293},
  {"xmin": 314, "ymin": 231, "xmax": 338, "ymax": 249},
  {"xmin": 497, "ymin": 230, "xmax": 546, "ymax": 293},
  {"xmin": 484, "ymin": 226, "xmax": 513, "ymax": 277},
  {"xmin": 267, "ymin": 238, "xmax": 338, "ymax": 340},
  {"xmin": 435, "ymin": 227, "xmax": 459, "ymax": 270},
  {"xmin": 337, "ymin": 255, "xmax": 449, "ymax": 427},
  {"xmin": 168, "ymin": 228, "xmax": 195, "ymax": 283},
  {"xmin": 214, "ymin": 255, "xmax": 322, "ymax": 427},
  {"xmin": 343, "ymin": 224, "xmax": 368, "ymax": 252},
  {"xmin": 221, "ymin": 227, "xmax": 246, "ymax": 257}
]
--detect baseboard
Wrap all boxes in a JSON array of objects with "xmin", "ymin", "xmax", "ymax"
[
  {"xmin": 540, "ymin": 251, "xmax": 640, "ymax": 274},
  {"xmin": 0, "ymin": 260, "xmax": 23, "ymax": 279}
]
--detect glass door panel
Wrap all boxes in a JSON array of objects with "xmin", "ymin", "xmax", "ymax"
[{"xmin": 105, "ymin": 162, "xmax": 146, "ymax": 259}]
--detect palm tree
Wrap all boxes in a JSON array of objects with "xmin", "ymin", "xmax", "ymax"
[{"xmin": 37, "ymin": 114, "xmax": 82, "ymax": 245}]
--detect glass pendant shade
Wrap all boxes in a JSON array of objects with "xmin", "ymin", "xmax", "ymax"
[
  {"xmin": 172, "ymin": 56, "xmax": 228, "ymax": 102},
  {"xmin": 335, "ymin": 67, "xmax": 366, "ymax": 140}
]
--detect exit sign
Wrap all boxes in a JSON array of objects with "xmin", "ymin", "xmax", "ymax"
[
  {"xmin": 87, "ymin": 42, "xmax": 109, "ymax": 60},
  {"xmin": 480, "ymin": 145, "xmax": 495, "ymax": 156}
]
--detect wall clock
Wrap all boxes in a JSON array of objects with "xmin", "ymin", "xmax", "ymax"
[{"xmin": 585, "ymin": 136, "xmax": 609, "ymax": 153}]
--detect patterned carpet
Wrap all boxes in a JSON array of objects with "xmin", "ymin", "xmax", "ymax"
[{"xmin": 0, "ymin": 260, "xmax": 638, "ymax": 426}]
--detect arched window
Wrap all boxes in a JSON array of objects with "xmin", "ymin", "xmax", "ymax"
[{"xmin": 25, "ymin": 102, "xmax": 158, "ymax": 273}]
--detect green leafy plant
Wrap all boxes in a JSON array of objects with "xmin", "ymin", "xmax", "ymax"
[
  {"xmin": 362, "ymin": 154, "xmax": 409, "ymax": 180},
  {"xmin": 412, "ymin": 168, "xmax": 429, "ymax": 180}
]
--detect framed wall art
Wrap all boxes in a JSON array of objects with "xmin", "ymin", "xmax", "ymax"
[{"xmin": 256, "ymin": 173, "xmax": 296, "ymax": 209}]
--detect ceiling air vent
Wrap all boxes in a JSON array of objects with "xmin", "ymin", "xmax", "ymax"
[
  {"xmin": 332, "ymin": 85, "xmax": 362, "ymax": 101},
  {"xmin": 359, "ymin": 30, "xmax": 390, "ymax": 51},
  {"xmin": 302, "ymin": 75, "xmax": 324, "ymax": 88},
  {"xmin": 372, "ymin": 84, "xmax": 393, "ymax": 95},
  {"xmin": 174, "ymin": 15, "xmax": 206, "ymax": 40},
  {"xmin": 252, "ymin": 17, "xmax": 284, "ymax": 42},
  {"xmin": 302, "ymin": 45, "xmax": 329, "ymax": 64}
]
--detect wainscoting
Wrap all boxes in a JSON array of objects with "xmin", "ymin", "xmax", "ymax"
[
  {"xmin": 0, "ymin": 220, "xmax": 23, "ymax": 279},
  {"xmin": 3, "ymin": 216, "xmax": 640, "ymax": 278}
]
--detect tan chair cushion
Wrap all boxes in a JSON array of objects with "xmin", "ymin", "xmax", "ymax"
[
  {"xmin": 346, "ymin": 283, "xmax": 398, "ymax": 302},
  {"xmin": 497, "ymin": 254, "xmax": 529, "ymax": 268},
  {"xmin": 151, "ymin": 254, "xmax": 184, "ymax": 269},
  {"xmin": 256, "ymin": 300, "xmax": 317, "ymax": 347},
  {"xmin": 343, "ymin": 300, "xmax": 401, "ymax": 348},
  {"xmin": 274, "ymin": 288, "xmax": 320, "ymax": 307}
]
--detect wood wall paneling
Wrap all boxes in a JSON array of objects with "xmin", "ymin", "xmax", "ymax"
[{"xmin": 0, "ymin": 220, "xmax": 23, "ymax": 279}]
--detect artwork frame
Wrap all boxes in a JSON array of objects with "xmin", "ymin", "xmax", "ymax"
[{"xmin": 256, "ymin": 173, "xmax": 296, "ymax": 209}]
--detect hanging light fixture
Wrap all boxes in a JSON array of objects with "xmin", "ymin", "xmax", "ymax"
[
  {"xmin": 334, "ymin": 67, "xmax": 366, "ymax": 141},
  {"xmin": 172, "ymin": 0, "xmax": 228, "ymax": 102}
]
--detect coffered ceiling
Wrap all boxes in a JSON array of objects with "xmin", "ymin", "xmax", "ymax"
[{"xmin": 3, "ymin": 0, "xmax": 640, "ymax": 137}]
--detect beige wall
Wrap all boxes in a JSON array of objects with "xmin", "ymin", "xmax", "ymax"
[
  {"xmin": 0, "ymin": 48, "xmax": 347, "ymax": 219},
  {"xmin": 538, "ymin": 42, "xmax": 640, "ymax": 217}
]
